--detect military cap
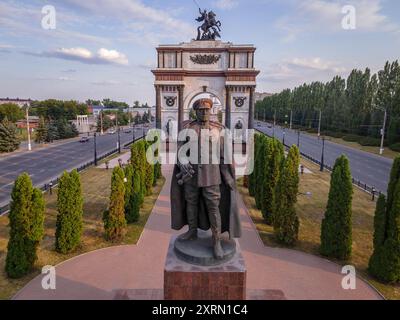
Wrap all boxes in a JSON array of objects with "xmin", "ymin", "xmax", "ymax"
[{"xmin": 193, "ymin": 98, "xmax": 213, "ymax": 110}]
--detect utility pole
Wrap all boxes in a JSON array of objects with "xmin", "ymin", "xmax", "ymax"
[
  {"xmin": 320, "ymin": 136, "xmax": 325, "ymax": 172},
  {"xmin": 26, "ymin": 106, "xmax": 32, "ymax": 151},
  {"xmin": 100, "ymin": 109, "xmax": 104, "ymax": 135},
  {"xmin": 263, "ymin": 109, "xmax": 266, "ymax": 122},
  {"xmin": 380, "ymin": 109, "xmax": 387, "ymax": 155},
  {"xmin": 290, "ymin": 110, "xmax": 293, "ymax": 130},
  {"xmin": 116, "ymin": 114, "xmax": 121, "ymax": 154},
  {"xmin": 317, "ymin": 110, "xmax": 322, "ymax": 138},
  {"xmin": 94, "ymin": 132, "xmax": 98, "ymax": 166}
]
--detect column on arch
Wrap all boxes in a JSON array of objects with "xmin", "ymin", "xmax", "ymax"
[
  {"xmin": 248, "ymin": 86, "xmax": 255, "ymax": 129},
  {"xmin": 178, "ymin": 85, "xmax": 184, "ymax": 132},
  {"xmin": 155, "ymin": 85, "xmax": 162, "ymax": 129},
  {"xmin": 225, "ymin": 85, "xmax": 231, "ymax": 129}
]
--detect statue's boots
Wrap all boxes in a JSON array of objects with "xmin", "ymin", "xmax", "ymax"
[
  {"xmin": 179, "ymin": 205, "xmax": 198, "ymax": 240},
  {"xmin": 212, "ymin": 229, "xmax": 224, "ymax": 259},
  {"xmin": 179, "ymin": 228, "xmax": 198, "ymax": 241}
]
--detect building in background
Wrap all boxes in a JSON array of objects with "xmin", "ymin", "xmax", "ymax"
[{"xmin": 0, "ymin": 98, "xmax": 32, "ymax": 108}]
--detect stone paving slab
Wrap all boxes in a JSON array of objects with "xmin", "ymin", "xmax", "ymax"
[{"xmin": 13, "ymin": 165, "xmax": 383, "ymax": 300}]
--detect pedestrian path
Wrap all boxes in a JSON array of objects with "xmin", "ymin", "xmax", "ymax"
[{"xmin": 13, "ymin": 165, "xmax": 383, "ymax": 300}]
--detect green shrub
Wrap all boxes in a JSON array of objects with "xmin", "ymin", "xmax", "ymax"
[
  {"xmin": 320, "ymin": 155, "xmax": 353, "ymax": 260},
  {"xmin": 6, "ymin": 173, "xmax": 45, "ymax": 278},
  {"xmin": 368, "ymin": 157, "xmax": 400, "ymax": 282},
  {"xmin": 389, "ymin": 143, "xmax": 400, "ymax": 152},
  {"xmin": 273, "ymin": 145, "xmax": 300, "ymax": 245},
  {"xmin": 103, "ymin": 167, "xmax": 127, "ymax": 241},
  {"xmin": 343, "ymin": 134, "xmax": 361, "ymax": 142},
  {"xmin": 358, "ymin": 137, "xmax": 381, "ymax": 146},
  {"xmin": 55, "ymin": 170, "xmax": 83, "ymax": 254}
]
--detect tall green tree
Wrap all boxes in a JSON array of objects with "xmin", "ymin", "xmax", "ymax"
[
  {"xmin": 0, "ymin": 103, "xmax": 24, "ymax": 122},
  {"xmin": 369, "ymin": 157, "xmax": 400, "ymax": 282},
  {"xmin": 261, "ymin": 138, "xmax": 284, "ymax": 225},
  {"xmin": 248, "ymin": 134, "xmax": 261, "ymax": 197},
  {"xmin": 6, "ymin": 173, "xmax": 45, "ymax": 278},
  {"xmin": 256, "ymin": 136, "xmax": 270, "ymax": 211},
  {"xmin": 55, "ymin": 170, "xmax": 83, "ymax": 254},
  {"xmin": 144, "ymin": 141, "xmax": 154, "ymax": 196},
  {"xmin": 131, "ymin": 140, "xmax": 147, "ymax": 201},
  {"xmin": 0, "ymin": 117, "xmax": 20, "ymax": 153},
  {"xmin": 273, "ymin": 145, "xmax": 300, "ymax": 245},
  {"xmin": 320, "ymin": 155, "xmax": 353, "ymax": 260},
  {"xmin": 35, "ymin": 117, "xmax": 48, "ymax": 143},
  {"xmin": 103, "ymin": 167, "xmax": 127, "ymax": 241}
]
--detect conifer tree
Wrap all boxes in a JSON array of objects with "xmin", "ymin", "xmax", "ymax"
[
  {"xmin": 103, "ymin": 167, "xmax": 127, "ymax": 241},
  {"xmin": 55, "ymin": 170, "xmax": 83, "ymax": 254},
  {"xmin": 35, "ymin": 117, "xmax": 48, "ymax": 144},
  {"xmin": 131, "ymin": 140, "xmax": 147, "ymax": 202},
  {"xmin": 144, "ymin": 141, "xmax": 154, "ymax": 196},
  {"xmin": 320, "ymin": 155, "xmax": 353, "ymax": 260},
  {"xmin": 256, "ymin": 136, "xmax": 269, "ymax": 210},
  {"xmin": 273, "ymin": 145, "xmax": 300, "ymax": 245},
  {"xmin": 6, "ymin": 173, "xmax": 45, "ymax": 278},
  {"xmin": 0, "ymin": 117, "xmax": 20, "ymax": 153},
  {"xmin": 261, "ymin": 138, "xmax": 284, "ymax": 224},
  {"xmin": 248, "ymin": 134, "xmax": 261, "ymax": 196},
  {"xmin": 369, "ymin": 157, "xmax": 400, "ymax": 282}
]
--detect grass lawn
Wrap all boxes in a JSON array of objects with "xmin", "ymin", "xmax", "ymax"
[
  {"xmin": 238, "ymin": 158, "xmax": 400, "ymax": 300},
  {"xmin": 0, "ymin": 164, "xmax": 165, "ymax": 300}
]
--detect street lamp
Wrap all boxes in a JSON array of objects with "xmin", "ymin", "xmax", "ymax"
[
  {"xmin": 25, "ymin": 105, "xmax": 32, "ymax": 151},
  {"xmin": 320, "ymin": 136, "xmax": 326, "ymax": 172},
  {"xmin": 94, "ymin": 132, "xmax": 98, "ymax": 166},
  {"xmin": 379, "ymin": 108, "xmax": 387, "ymax": 155},
  {"xmin": 117, "ymin": 126, "xmax": 121, "ymax": 154},
  {"xmin": 282, "ymin": 130, "xmax": 286, "ymax": 146}
]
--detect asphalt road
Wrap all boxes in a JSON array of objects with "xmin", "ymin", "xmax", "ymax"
[
  {"xmin": 0, "ymin": 125, "xmax": 151, "ymax": 208},
  {"xmin": 255, "ymin": 121, "xmax": 393, "ymax": 194}
]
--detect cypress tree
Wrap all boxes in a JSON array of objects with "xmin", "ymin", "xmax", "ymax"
[
  {"xmin": 256, "ymin": 136, "xmax": 269, "ymax": 210},
  {"xmin": 6, "ymin": 173, "xmax": 45, "ymax": 278},
  {"xmin": 261, "ymin": 138, "xmax": 284, "ymax": 225},
  {"xmin": 320, "ymin": 155, "xmax": 353, "ymax": 260},
  {"xmin": 369, "ymin": 157, "xmax": 400, "ymax": 282},
  {"xmin": 124, "ymin": 165, "xmax": 136, "ymax": 223},
  {"xmin": 55, "ymin": 170, "xmax": 83, "ymax": 254},
  {"xmin": 103, "ymin": 167, "xmax": 127, "ymax": 241},
  {"xmin": 144, "ymin": 141, "xmax": 154, "ymax": 196},
  {"xmin": 249, "ymin": 134, "xmax": 261, "ymax": 196},
  {"xmin": 131, "ymin": 140, "xmax": 147, "ymax": 202},
  {"xmin": 273, "ymin": 145, "xmax": 300, "ymax": 245},
  {"xmin": 0, "ymin": 117, "xmax": 20, "ymax": 153},
  {"xmin": 372, "ymin": 195, "xmax": 387, "ymax": 249}
]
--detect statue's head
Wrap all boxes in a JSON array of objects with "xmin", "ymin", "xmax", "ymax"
[{"xmin": 193, "ymin": 98, "xmax": 213, "ymax": 124}]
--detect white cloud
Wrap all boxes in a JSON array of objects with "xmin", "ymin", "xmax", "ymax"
[
  {"xmin": 276, "ymin": 0, "xmax": 399, "ymax": 41},
  {"xmin": 97, "ymin": 48, "xmax": 129, "ymax": 66},
  {"xmin": 63, "ymin": 0, "xmax": 192, "ymax": 39},
  {"xmin": 26, "ymin": 47, "xmax": 129, "ymax": 66},
  {"xmin": 259, "ymin": 57, "xmax": 347, "ymax": 87},
  {"xmin": 215, "ymin": 0, "xmax": 239, "ymax": 10}
]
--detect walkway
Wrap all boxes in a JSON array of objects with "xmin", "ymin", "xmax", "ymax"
[{"xmin": 13, "ymin": 165, "xmax": 382, "ymax": 300}]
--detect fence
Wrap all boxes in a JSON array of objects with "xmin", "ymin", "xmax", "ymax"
[
  {"xmin": 255, "ymin": 128, "xmax": 382, "ymax": 197},
  {"xmin": 0, "ymin": 135, "xmax": 145, "ymax": 216}
]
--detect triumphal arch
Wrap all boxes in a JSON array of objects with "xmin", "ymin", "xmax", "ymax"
[{"xmin": 152, "ymin": 39, "xmax": 260, "ymax": 135}]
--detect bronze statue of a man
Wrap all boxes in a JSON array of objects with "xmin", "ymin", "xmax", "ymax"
[{"xmin": 170, "ymin": 98, "xmax": 241, "ymax": 260}]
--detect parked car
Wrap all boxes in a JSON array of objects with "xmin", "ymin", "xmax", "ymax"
[
  {"xmin": 108, "ymin": 129, "xmax": 116, "ymax": 135},
  {"xmin": 124, "ymin": 129, "xmax": 132, "ymax": 133},
  {"xmin": 79, "ymin": 136, "xmax": 90, "ymax": 143}
]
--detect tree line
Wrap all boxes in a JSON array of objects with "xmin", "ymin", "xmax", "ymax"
[
  {"xmin": 256, "ymin": 60, "xmax": 400, "ymax": 151},
  {"xmin": 247, "ymin": 133, "xmax": 400, "ymax": 283},
  {"xmin": 5, "ymin": 138, "xmax": 163, "ymax": 278}
]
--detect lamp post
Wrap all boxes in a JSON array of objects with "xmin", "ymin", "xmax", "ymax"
[
  {"xmin": 94, "ymin": 132, "xmax": 98, "ymax": 166},
  {"xmin": 26, "ymin": 106, "xmax": 32, "ymax": 151},
  {"xmin": 379, "ymin": 108, "xmax": 387, "ymax": 155},
  {"xmin": 320, "ymin": 136, "xmax": 325, "ymax": 172},
  {"xmin": 317, "ymin": 110, "xmax": 322, "ymax": 138},
  {"xmin": 117, "ymin": 126, "xmax": 121, "ymax": 154},
  {"xmin": 282, "ymin": 130, "xmax": 286, "ymax": 146}
]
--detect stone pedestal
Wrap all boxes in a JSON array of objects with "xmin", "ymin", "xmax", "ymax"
[{"xmin": 164, "ymin": 235, "xmax": 246, "ymax": 300}]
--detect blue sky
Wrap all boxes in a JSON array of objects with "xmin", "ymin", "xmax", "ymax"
[{"xmin": 0, "ymin": 0, "xmax": 399, "ymax": 105}]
